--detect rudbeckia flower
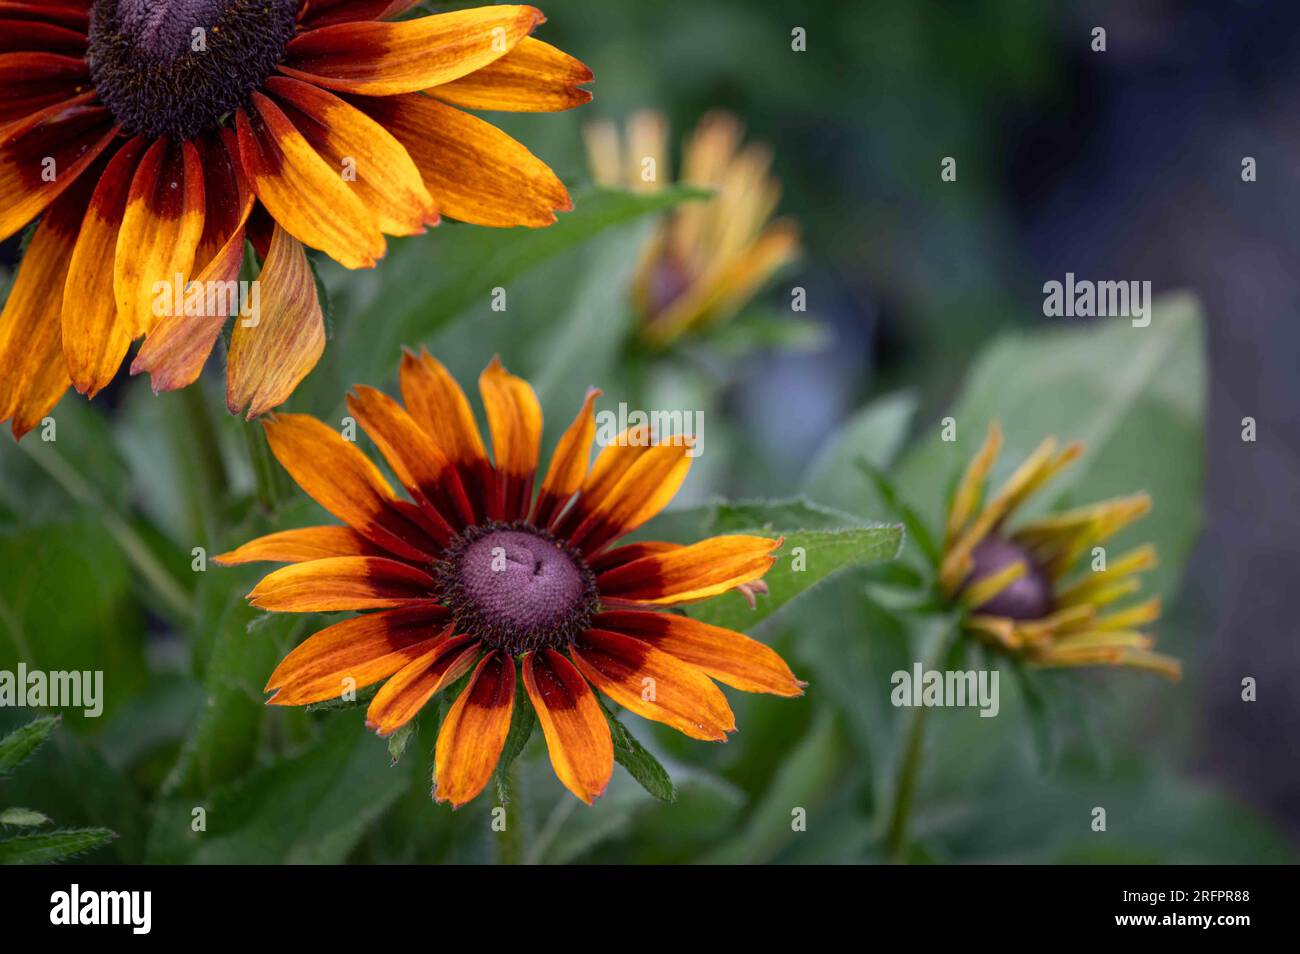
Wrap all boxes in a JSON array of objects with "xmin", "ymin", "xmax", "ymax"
[
  {"xmin": 217, "ymin": 352, "xmax": 803, "ymax": 806},
  {"xmin": 937, "ymin": 421, "xmax": 1181, "ymax": 680},
  {"xmin": 0, "ymin": 1, "xmax": 591, "ymax": 437},
  {"xmin": 583, "ymin": 110, "xmax": 799, "ymax": 348}
]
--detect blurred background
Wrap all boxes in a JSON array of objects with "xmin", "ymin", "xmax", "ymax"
[{"xmin": 1, "ymin": 0, "xmax": 1297, "ymax": 863}]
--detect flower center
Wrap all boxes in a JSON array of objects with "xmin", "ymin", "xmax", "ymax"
[
  {"xmin": 439, "ymin": 523, "xmax": 599, "ymax": 655},
  {"xmin": 88, "ymin": 0, "xmax": 298, "ymax": 141},
  {"xmin": 962, "ymin": 536, "xmax": 1053, "ymax": 620}
]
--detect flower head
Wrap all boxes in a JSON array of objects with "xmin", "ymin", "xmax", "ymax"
[
  {"xmin": 0, "ymin": 2, "xmax": 592, "ymax": 436},
  {"xmin": 218, "ymin": 353, "xmax": 803, "ymax": 806},
  {"xmin": 938, "ymin": 422, "xmax": 1180, "ymax": 680},
  {"xmin": 584, "ymin": 110, "xmax": 799, "ymax": 348}
]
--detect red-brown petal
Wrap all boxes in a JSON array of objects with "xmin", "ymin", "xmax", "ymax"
[
  {"xmin": 433, "ymin": 650, "xmax": 516, "ymax": 808},
  {"xmin": 265, "ymin": 606, "xmax": 452, "ymax": 706},
  {"xmin": 282, "ymin": 5, "xmax": 543, "ymax": 96},
  {"xmin": 247, "ymin": 555, "xmax": 437, "ymax": 612},
  {"xmin": 594, "ymin": 610, "xmax": 804, "ymax": 697},
  {"xmin": 570, "ymin": 629, "xmax": 735, "ymax": 742},
  {"xmin": 522, "ymin": 649, "xmax": 613, "ymax": 804},
  {"xmin": 236, "ymin": 93, "xmax": 384, "ymax": 269},
  {"xmin": 365, "ymin": 635, "xmax": 480, "ymax": 737},
  {"xmin": 261, "ymin": 412, "xmax": 445, "ymax": 562}
]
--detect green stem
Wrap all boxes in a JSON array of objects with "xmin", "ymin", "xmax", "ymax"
[
  {"xmin": 172, "ymin": 383, "xmax": 229, "ymax": 543},
  {"xmin": 240, "ymin": 419, "xmax": 285, "ymax": 512},
  {"xmin": 497, "ymin": 761, "xmax": 524, "ymax": 866},
  {"xmin": 885, "ymin": 621, "xmax": 958, "ymax": 863},
  {"xmin": 20, "ymin": 440, "xmax": 192, "ymax": 624}
]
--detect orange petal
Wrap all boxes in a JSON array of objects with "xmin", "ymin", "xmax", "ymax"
[
  {"xmin": 247, "ymin": 555, "xmax": 437, "ymax": 612},
  {"xmin": 596, "ymin": 535, "xmax": 780, "ymax": 605},
  {"xmin": 60, "ymin": 134, "xmax": 148, "ymax": 396},
  {"xmin": 570, "ymin": 629, "xmax": 735, "ymax": 742},
  {"xmin": 236, "ymin": 92, "xmax": 384, "ymax": 269},
  {"xmin": 565, "ymin": 434, "xmax": 695, "ymax": 554},
  {"xmin": 433, "ymin": 650, "xmax": 516, "ymax": 807},
  {"xmin": 366, "ymin": 635, "xmax": 480, "ymax": 737},
  {"xmin": 357, "ymin": 94, "xmax": 571, "ymax": 228},
  {"xmin": 264, "ymin": 606, "xmax": 452, "ymax": 706},
  {"xmin": 432, "ymin": 37, "xmax": 593, "ymax": 112},
  {"xmin": 263, "ymin": 76, "xmax": 436, "ymax": 237},
  {"xmin": 479, "ymin": 356, "xmax": 542, "ymax": 521},
  {"xmin": 261, "ymin": 412, "xmax": 444, "ymax": 562},
  {"xmin": 399, "ymin": 347, "xmax": 492, "ymax": 521},
  {"xmin": 114, "ymin": 137, "xmax": 205, "ymax": 338},
  {"xmin": 346, "ymin": 384, "xmax": 475, "ymax": 532},
  {"xmin": 595, "ymin": 610, "xmax": 804, "ymax": 697},
  {"xmin": 0, "ymin": 178, "xmax": 84, "ymax": 437},
  {"xmin": 587, "ymin": 541, "xmax": 682, "ymax": 574},
  {"xmin": 522, "ymin": 649, "xmax": 612, "ymax": 804},
  {"xmin": 532, "ymin": 387, "xmax": 600, "ymax": 528},
  {"xmin": 214, "ymin": 525, "xmax": 385, "ymax": 565},
  {"xmin": 282, "ymin": 5, "xmax": 544, "ymax": 96},
  {"xmin": 225, "ymin": 223, "xmax": 325, "ymax": 419},
  {"xmin": 130, "ymin": 130, "xmax": 254, "ymax": 393},
  {"xmin": 0, "ymin": 101, "xmax": 115, "ymax": 242},
  {"xmin": 298, "ymin": 0, "xmax": 422, "ymax": 29}
]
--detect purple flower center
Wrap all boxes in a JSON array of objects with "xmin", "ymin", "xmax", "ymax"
[
  {"xmin": 88, "ymin": 0, "xmax": 298, "ymax": 141},
  {"xmin": 440, "ymin": 523, "xmax": 599, "ymax": 654},
  {"xmin": 962, "ymin": 536, "xmax": 1053, "ymax": 620}
]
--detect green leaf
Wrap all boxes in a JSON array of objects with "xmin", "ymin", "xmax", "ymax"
[
  {"xmin": 0, "ymin": 716, "xmax": 59, "ymax": 776},
  {"xmin": 854, "ymin": 459, "xmax": 940, "ymax": 565},
  {"xmin": 386, "ymin": 721, "xmax": 417, "ymax": 767},
  {"xmin": 802, "ymin": 390, "xmax": 917, "ymax": 514},
  {"xmin": 598, "ymin": 699, "xmax": 676, "ymax": 803},
  {"xmin": 701, "ymin": 309, "xmax": 829, "ymax": 356},
  {"xmin": 146, "ymin": 716, "xmax": 409, "ymax": 864},
  {"xmin": 0, "ymin": 827, "xmax": 116, "ymax": 864},
  {"xmin": 0, "ymin": 808, "xmax": 49, "ymax": 827},
  {"xmin": 895, "ymin": 292, "xmax": 1205, "ymax": 603},
  {"xmin": 161, "ymin": 598, "xmax": 303, "ymax": 798},
  {"xmin": 492, "ymin": 676, "xmax": 536, "ymax": 806},
  {"xmin": 695, "ymin": 524, "xmax": 903, "ymax": 633},
  {"xmin": 701, "ymin": 709, "xmax": 850, "ymax": 864}
]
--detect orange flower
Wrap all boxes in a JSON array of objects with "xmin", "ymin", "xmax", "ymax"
[
  {"xmin": 584, "ymin": 110, "xmax": 799, "ymax": 348},
  {"xmin": 940, "ymin": 422, "xmax": 1180, "ymax": 680},
  {"xmin": 0, "ymin": 2, "xmax": 591, "ymax": 436},
  {"xmin": 218, "ymin": 353, "xmax": 803, "ymax": 806}
]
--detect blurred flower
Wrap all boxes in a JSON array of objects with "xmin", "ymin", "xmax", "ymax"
[
  {"xmin": 0, "ymin": 2, "xmax": 591, "ymax": 436},
  {"xmin": 218, "ymin": 353, "xmax": 802, "ymax": 806},
  {"xmin": 584, "ymin": 110, "xmax": 799, "ymax": 348},
  {"xmin": 938, "ymin": 421, "xmax": 1180, "ymax": 680}
]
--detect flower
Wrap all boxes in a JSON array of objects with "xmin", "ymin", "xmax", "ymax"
[
  {"xmin": 583, "ymin": 110, "xmax": 799, "ymax": 348},
  {"xmin": 0, "ymin": 2, "xmax": 592, "ymax": 437},
  {"xmin": 217, "ymin": 352, "xmax": 803, "ymax": 806},
  {"xmin": 937, "ymin": 421, "xmax": 1180, "ymax": 679}
]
